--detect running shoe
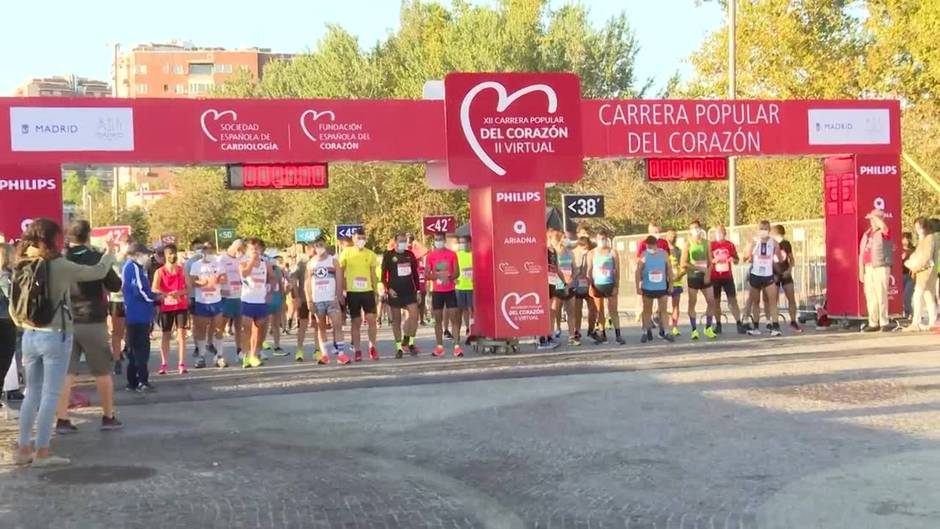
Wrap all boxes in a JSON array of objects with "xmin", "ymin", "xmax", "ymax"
[
  {"xmin": 337, "ymin": 352, "xmax": 351, "ymax": 365},
  {"xmin": 615, "ymin": 335, "xmax": 627, "ymax": 345},
  {"xmin": 236, "ymin": 350, "xmax": 245, "ymax": 365},
  {"xmin": 568, "ymin": 336, "xmax": 581, "ymax": 347},
  {"xmin": 593, "ymin": 332, "xmax": 608, "ymax": 345},
  {"xmin": 715, "ymin": 322, "xmax": 723, "ymax": 334},
  {"xmin": 640, "ymin": 333, "xmax": 650, "ymax": 344},
  {"xmin": 554, "ymin": 329, "xmax": 562, "ymax": 340},
  {"xmin": 432, "ymin": 345, "xmax": 445, "ymax": 357},
  {"xmin": 736, "ymin": 322, "xmax": 747, "ymax": 334},
  {"xmin": 272, "ymin": 347, "xmax": 288, "ymax": 357},
  {"xmin": 770, "ymin": 329, "xmax": 783, "ymax": 337},
  {"xmin": 454, "ymin": 345, "xmax": 464, "ymax": 357},
  {"xmin": 259, "ymin": 349, "xmax": 271, "ymax": 361},
  {"xmin": 295, "ymin": 349, "xmax": 304, "ymax": 362},
  {"xmin": 409, "ymin": 344, "xmax": 420, "ymax": 356},
  {"xmin": 369, "ymin": 346, "xmax": 379, "ymax": 361},
  {"xmin": 178, "ymin": 363, "xmax": 188, "ymax": 374},
  {"xmin": 55, "ymin": 419, "xmax": 78, "ymax": 435},
  {"xmin": 704, "ymin": 326, "xmax": 717, "ymax": 339},
  {"xmin": 194, "ymin": 355, "xmax": 207, "ymax": 369},
  {"xmin": 353, "ymin": 350, "xmax": 362, "ymax": 362},
  {"xmin": 790, "ymin": 321, "xmax": 803, "ymax": 333},
  {"xmin": 206, "ymin": 343, "xmax": 218, "ymax": 357},
  {"xmin": 395, "ymin": 347, "xmax": 404, "ymax": 359},
  {"xmin": 215, "ymin": 354, "xmax": 228, "ymax": 369},
  {"xmin": 100, "ymin": 415, "xmax": 123, "ymax": 431},
  {"xmin": 444, "ymin": 330, "xmax": 454, "ymax": 340},
  {"xmin": 263, "ymin": 341, "xmax": 273, "ymax": 350},
  {"xmin": 747, "ymin": 328, "xmax": 762, "ymax": 336},
  {"xmin": 158, "ymin": 363, "xmax": 168, "ymax": 375},
  {"xmin": 318, "ymin": 352, "xmax": 330, "ymax": 365},
  {"xmin": 690, "ymin": 329, "xmax": 700, "ymax": 341},
  {"xmin": 137, "ymin": 383, "xmax": 156, "ymax": 393},
  {"xmin": 661, "ymin": 332, "xmax": 675, "ymax": 343},
  {"xmin": 248, "ymin": 355, "xmax": 262, "ymax": 368},
  {"xmin": 537, "ymin": 339, "xmax": 554, "ymax": 351},
  {"xmin": 671, "ymin": 326, "xmax": 680, "ymax": 337}
]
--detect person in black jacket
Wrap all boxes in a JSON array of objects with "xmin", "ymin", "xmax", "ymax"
[{"xmin": 54, "ymin": 221, "xmax": 123, "ymax": 432}]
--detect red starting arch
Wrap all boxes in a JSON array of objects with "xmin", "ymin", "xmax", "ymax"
[{"xmin": 0, "ymin": 72, "xmax": 901, "ymax": 337}]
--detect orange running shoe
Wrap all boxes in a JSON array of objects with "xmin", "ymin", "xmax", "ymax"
[
  {"xmin": 369, "ymin": 346, "xmax": 379, "ymax": 361},
  {"xmin": 453, "ymin": 345, "xmax": 464, "ymax": 358},
  {"xmin": 337, "ymin": 352, "xmax": 351, "ymax": 365},
  {"xmin": 432, "ymin": 345, "xmax": 445, "ymax": 357},
  {"xmin": 354, "ymin": 350, "xmax": 363, "ymax": 362}
]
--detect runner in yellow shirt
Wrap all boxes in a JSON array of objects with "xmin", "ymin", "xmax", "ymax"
[{"xmin": 337, "ymin": 228, "xmax": 380, "ymax": 361}]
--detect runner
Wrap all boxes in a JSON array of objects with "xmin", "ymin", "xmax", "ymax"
[
  {"xmin": 680, "ymin": 220, "xmax": 718, "ymax": 340},
  {"xmin": 587, "ymin": 228, "xmax": 626, "ymax": 345},
  {"xmin": 338, "ymin": 228, "xmax": 380, "ymax": 361},
  {"xmin": 239, "ymin": 238, "xmax": 275, "ymax": 367},
  {"xmin": 710, "ymin": 224, "xmax": 746, "ymax": 334},
  {"xmin": 574, "ymin": 223, "xmax": 598, "ymax": 340},
  {"xmin": 123, "ymin": 243, "xmax": 156, "ymax": 393},
  {"xmin": 416, "ymin": 240, "xmax": 429, "ymax": 327},
  {"xmin": 636, "ymin": 235, "xmax": 675, "ymax": 343},
  {"xmin": 151, "ymin": 244, "xmax": 191, "ymax": 374},
  {"xmin": 182, "ymin": 239, "xmax": 203, "ymax": 361},
  {"xmin": 264, "ymin": 254, "xmax": 287, "ymax": 356},
  {"xmin": 305, "ymin": 236, "xmax": 347, "ymax": 364},
  {"xmin": 336, "ymin": 236, "xmax": 354, "ymax": 327},
  {"xmin": 744, "ymin": 220, "xmax": 784, "ymax": 337},
  {"xmin": 552, "ymin": 229, "xmax": 579, "ymax": 346},
  {"xmin": 289, "ymin": 243, "xmax": 313, "ymax": 361},
  {"xmin": 635, "ymin": 223, "xmax": 670, "ymax": 324},
  {"xmin": 771, "ymin": 225, "xmax": 802, "ymax": 332},
  {"xmin": 425, "ymin": 232, "xmax": 462, "ymax": 357},
  {"xmin": 375, "ymin": 253, "xmax": 389, "ymax": 328},
  {"xmin": 663, "ymin": 228, "xmax": 685, "ymax": 336},
  {"xmin": 108, "ymin": 250, "xmax": 127, "ymax": 375},
  {"xmin": 455, "ymin": 234, "xmax": 475, "ymax": 345},
  {"xmin": 217, "ymin": 240, "xmax": 245, "ymax": 361},
  {"xmin": 539, "ymin": 229, "xmax": 564, "ymax": 350},
  {"xmin": 190, "ymin": 243, "xmax": 228, "ymax": 368},
  {"xmin": 382, "ymin": 232, "xmax": 421, "ymax": 358}
]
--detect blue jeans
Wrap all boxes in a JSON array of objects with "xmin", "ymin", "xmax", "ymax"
[
  {"xmin": 903, "ymin": 274, "xmax": 914, "ymax": 317},
  {"xmin": 19, "ymin": 329, "xmax": 72, "ymax": 450}
]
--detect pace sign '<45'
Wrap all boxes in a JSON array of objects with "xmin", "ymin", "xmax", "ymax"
[{"xmin": 444, "ymin": 73, "xmax": 584, "ymax": 186}]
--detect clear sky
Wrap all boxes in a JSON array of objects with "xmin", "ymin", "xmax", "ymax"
[{"xmin": 2, "ymin": 0, "xmax": 724, "ymax": 96}]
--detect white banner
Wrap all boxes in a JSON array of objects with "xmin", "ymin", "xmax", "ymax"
[
  {"xmin": 807, "ymin": 108, "xmax": 890, "ymax": 145},
  {"xmin": 10, "ymin": 106, "xmax": 135, "ymax": 151}
]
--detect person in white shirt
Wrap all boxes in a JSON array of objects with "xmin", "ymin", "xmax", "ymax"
[{"xmin": 189, "ymin": 243, "xmax": 228, "ymax": 368}]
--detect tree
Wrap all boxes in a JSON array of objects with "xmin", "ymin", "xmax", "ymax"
[
  {"xmin": 147, "ymin": 168, "xmax": 231, "ymax": 246},
  {"xmin": 62, "ymin": 171, "xmax": 83, "ymax": 205}
]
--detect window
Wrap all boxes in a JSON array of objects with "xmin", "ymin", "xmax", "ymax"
[
  {"xmin": 174, "ymin": 84, "xmax": 186, "ymax": 94},
  {"xmin": 162, "ymin": 64, "xmax": 170, "ymax": 74},
  {"xmin": 173, "ymin": 64, "xmax": 183, "ymax": 74},
  {"xmin": 134, "ymin": 64, "xmax": 147, "ymax": 75},
  {"xmin": 188, "ymin": 63, "xmax": 213, "ymax": 75},
  {"xmin": 213, "ymin": 64, "xmax": 233, "ymax": 74},
  {"xmin": 188, "ymin": 82, "xmax": 213, "ymax": 94},
  {"xmin": 135, "ymin": 83, "xmax": 148, "ymax": 95},
  {"xmin": 162, "ymin": 84, "xmax": 169, "ymax": 92}
]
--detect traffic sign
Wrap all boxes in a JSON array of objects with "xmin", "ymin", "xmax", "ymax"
[
  {"xmin": 335, "ymin": 224, "xmax": 364, "ymax": 240},
  {"xmin": 562, "ymin": 194, "xmax": 605, "ymax": 218},
  {"xmin": 159, "ymin": 233, "xmax": 178, "ymax": 246},
  {"xmin": 422, "ymin": 215, "xmax": 457, "ymax": 235},
  {"xmin": 294, "ymin": 227, "xmax": 322, "ymax": 243},
  {"xmin": 215, "ymin": 227, "xmax": 236, "ymax": 248}
]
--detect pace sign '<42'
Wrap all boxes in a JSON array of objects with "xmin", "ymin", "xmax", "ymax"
[
  {"xmin": 422, "ymin": 215, "xmax": 457, "ymax": 235},
  {"xmin": 444, "ymin": 73, "xmax": 584, "ymax": 186}
]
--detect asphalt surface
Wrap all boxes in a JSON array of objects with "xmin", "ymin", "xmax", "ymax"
[{"xmin": 2, "ymin": 323, "xmax": 940, "ymax": 529}]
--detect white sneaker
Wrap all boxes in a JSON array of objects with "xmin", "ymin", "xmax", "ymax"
[
  {"xmin": 31, "ymin": 455, "xmax": 71, "ymax": 467},
  {"xmin": 770, "ymin": 329, "xmax": 782, "ymax": 337},
  {"xmin": 747, "ymin": 329, "xmax": 762, "ymax": 336},
  {"xmin": 215, "ymin": 354, "xmax": 228, "ymax": 368},
  {"xmin": 236, "ymin": 351, "xmax": 245, "ymax": 364}
]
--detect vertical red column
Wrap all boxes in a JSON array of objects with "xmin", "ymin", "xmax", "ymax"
[
  {"xmin": 0, "ymin": 164, "xmax": 63, "ymax": 240},
  {"xmin": 470, "ymin": 184, "xmax": 549, "ymax": 338},
  {"xmin": 855, "ymin": 153, "xmax": 903, "ymax": 317}
]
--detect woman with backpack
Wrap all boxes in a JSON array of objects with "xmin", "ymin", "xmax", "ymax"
[
  {"xmin": 11, "ymin": 218, "xmax": 115, "ymax": 467},
  {"xmin": 0, "ymin": 243, "xmax": 16, "ymax": 405}
]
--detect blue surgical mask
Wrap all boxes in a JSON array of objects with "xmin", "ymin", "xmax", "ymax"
[
  {"xmin": 397, "ymin": 241, "xmax": 407, "ymax": 252},
  {"xmin": 434, "ymin": 240, "xmax": 445, "ymax": 250}
]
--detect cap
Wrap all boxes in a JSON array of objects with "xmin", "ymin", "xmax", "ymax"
[
  {"xmin": 127, "ymin": 242, "xmax": 152, "ymax": 255},
  {"xmin": 865, "ymin": 208, "xmax": 885, "ymax": 219}
]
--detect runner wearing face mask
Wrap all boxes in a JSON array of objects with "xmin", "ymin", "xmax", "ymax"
[
  {"xmin": 455, "ymin": 235, "xmax": 475, "ymax": 345},
  {"xmin": 426, "ymin": 232, "xmax": 462, "ymax": 356},
  {"xmin": 680, "ymin": 221, "xmax": 717, "ymax": 340},
  {"xmin": 745, "ymin": 220, "xmax": 784, "ymax": 337},
  {"xmin": 338, "ymin": 229, "xmax": 380, "ymax": 362},
  {"xmin": 771, "ymin": 225, "xmax": 802, "ymax": 333},
  {"xmin": 663, "ymin": 228, "xmax": 685, "ymax": 336},
  {"xmin": 571, "ymin": 236, "xmax": 593, "ymax": 343},
  {"xmin": 710, "ymin": 224, "xmax": 746, "ymax": 334},
  {"xmin": 587, "ymin": 228, "xmax": 626, "ymax": 345},
  {"xmin": 189, "ymin": 243, "xmax": 228, "ymax": 368},
  {"xmin": 306, "ymin": 236, "xmax": 346, "ymax": 364},
  {"xmin": 554, "ymin": 230, "xmax": 579, "ymax": 346},
  {"xmin": 218, "ymin": 240, "xmax": 245, "ymax": 361},
  {"xmin": 151, "ymin": 244, "xmax": 190, "ymax": 375},
  {"xmin": 382, "ymin": 233, "xmax": 420, "ymax": 358},
  {"xmin": 636, "ymin": 236, "xmax": 675, "ymax": 343}
]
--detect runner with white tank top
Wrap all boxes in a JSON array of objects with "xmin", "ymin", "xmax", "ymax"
[
  {"xmin": 745, "ymin": 220, "xmax": 784, "ymax": 337},
  {"xmin": 239, "ymin": 239, "xmax": 274, "ymax": 368}
]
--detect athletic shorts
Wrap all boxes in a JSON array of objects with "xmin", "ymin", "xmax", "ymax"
[
  {"xmin": 222, "ymin": 298, "xmax": 242, "ymax": 319},
  {"xmin": 456, "ymin": 289, "xmax": 474, "ymax": 308},
  {"xmin": 108, "ymin": 301, "xmax": 125, "ymax": 318},
  {"xmin": 642, "ymin": 289, "xmax": 668, "ymax": 300},
  {"xmin": 712, "ymin": 277, "xmax": 736, "ymax": 300},
  {"xmin": 775, "ymin": 275, "xmax": 794, "ymax": 287},
  {"xmin": 159, "ymin": 309, "xmax": 189, "ymax": 332},
  {"xmin": 242, "ymin": 302, "xmax": 269, "ymax": 321},
  {"xmin": 297, "ymin": 301, "xmax": 310, "ymax": 320},
  {"xmin": 431, "ymin": 290, "xmax": 458, "ymax": 310},
  {"xmin": 347, "ymin": 291, "xmax": 377, "ymax": 317},
  {"xmin": 194, "ymin": 301, "xmax": 224, "ymax": 318},
  {"xmin": 188, "ymin": 298, "xmax": 196, "ymax": 315},
  {"xmin": 670, "ymin": 286, "xmax": 683, "ymax": 296},
  {"xmin": 312, "ymin": 300, "xmax": 341, "ymax": 317},
  {"xmin": 268, "ymin": 292, "xmax": 284, "ymax": 313},
  {"xmin": 591, "ymin": 283, "xmax": 615, "ymax": 298},
  {"xmin": 687, "ymin": 274, "xmax": 708, "ymax": 290},
  {"xmin": 388, "ymin": 291, "xmax": 418, "ymax": 308},
  {"xmin": 553, "ymin": 286, "xmax": 573, "ymax": 300},
  {"xmin": 748, "ymin": 274, "xmax": 775, "ymax": 290},
  {"xmin": 69, "ymin": 323, "xmax": 113, "ymax": 376}
]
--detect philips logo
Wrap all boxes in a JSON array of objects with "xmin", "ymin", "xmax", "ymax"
[
  {"xmin": 0, "ymin": 179, "xmax": 57, "ymax": 191},
  {"xmin": 859, "ymin": 165, "xmax": 898, "ymax": 176},
  {"xmin": 496, "ymin": 191, "xmax": 541, "ymax": 203}
]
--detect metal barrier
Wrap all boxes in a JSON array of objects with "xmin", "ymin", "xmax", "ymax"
[{"xmin": 613, "ymin": 219, "xmax": 826, "ymax": 321}]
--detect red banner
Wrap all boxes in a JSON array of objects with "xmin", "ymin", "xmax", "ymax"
[
  {"xmin": 583, "ymin": 100, "xmax": 901, "ymax": 158},
  {"xmin": 470, "ymin": 184, "xmax": 551, "ymax": 338},
  {"xmin": 443, "ymin": 73, "xmax": 584, "ymax": 186},
  {"xmin": 0, "ymin": 164, "xmax": 62, "ymax": 240}
]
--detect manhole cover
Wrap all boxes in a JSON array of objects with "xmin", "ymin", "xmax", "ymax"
[{"xmin": 40, "ymin": 465, "xmax": 157, "ymax": 484}]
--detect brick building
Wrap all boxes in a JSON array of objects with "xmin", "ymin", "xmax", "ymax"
[{"xmin": 13, "ymin": 75, "xmax": 111, "ymax": 97}]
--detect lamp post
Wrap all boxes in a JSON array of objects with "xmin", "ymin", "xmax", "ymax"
[{"xmin": 727, "ymin": 0, "xmax": 737, "ymax": 227}]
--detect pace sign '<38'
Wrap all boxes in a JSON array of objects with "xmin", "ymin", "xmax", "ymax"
[{"xmin": 444, "ymin": 73, "xmax": 584, "ymax": 186}]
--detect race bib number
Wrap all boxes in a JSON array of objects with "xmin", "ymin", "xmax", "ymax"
[
  {"xmin": 397, "ymin": 263, "xmax": 412, "ymax": 277},
  {"xmin": 353, "ymin": 277, "xmax": 368, "ymax": 290},
  {"xmin": 715, "ymin": 261, "xmax": 730, "ymax": 273},
  {"xmin": 754, "ymin": 257, "xmax": 772, "ymax": 276},
  {"xmin": 648, "ymin": 271, "xmax": 664, "ymax": 283},
  {"xmin": 165, "ymin": 294, "xmax": 178, "ymax": 305},
  {"xmin": 577, "ymin": 278, "xmax": 589, "ymax": 288},
  {"xmin": 597, "ymin": 267, "xmax": 612, "ymax": 279},
  {"xmin": 314, "ymin": 279, "xmax": 333, "ymax": 301},
  {"xmin": 559, "ymin": 265, "xmax": 573, "ymax": 277},
  {"xmin": 694, "ymin": 259, "xmax": 707, "ymax": 271},
  {"xmin": 461, "ymin": 269, "xmax": 472, "ymax": 280}
]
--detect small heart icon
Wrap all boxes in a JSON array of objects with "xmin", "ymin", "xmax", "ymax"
[
  {"xmin": 300, "ymin": 110, "xmax": 336, "ymax": 142},
  {"xmin": 500, "ymin": 291, "xmax": 540, "ymax": 330},
  {"xmin": 200, "ymin": 109, "xmax": 237, "ymax": 142},
  {"xmin": 459, "ymin": 82, "xmax": 558, "ymax": 176}
]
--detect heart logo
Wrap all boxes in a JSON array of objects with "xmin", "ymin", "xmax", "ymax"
[
  {"xmin": 500, "ymin": 291, "xmax": 540, "ymax": 330},
  {"xmin": 200, "ymin": 109, "xmax": 237, "ymax": 142},
  {"xmin": 459, "ymin": 81, "xmax": 558, "ymax": 176},
  {"xmin": 300, "ymin": 110, "xmax": 336, "ymax": 142}
]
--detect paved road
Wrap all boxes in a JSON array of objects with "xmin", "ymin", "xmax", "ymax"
[{"xmin": 2, "ymin": 326, "xmax": 940, "ymax": 529}]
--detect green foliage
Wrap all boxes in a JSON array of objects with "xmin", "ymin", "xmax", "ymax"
[{"xmin": 62, "ymin": 172, "xmax": 82, "ymax": 205}]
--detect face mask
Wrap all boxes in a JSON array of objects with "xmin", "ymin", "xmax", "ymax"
[
  {"xmin": 202, "ymin": 253, "xmax": 214, "ymax": 262},
  {"xmin": 597, "ymin": 239, "xmax": 609, "ymax": 248},
  {"xmin": 646, "ymin": 248, "xmax": 657, "ymax": 255},
  {"xmin": 397, "ymin": 242, "xmax": 408, "ymax": 252},
  {"xmin": 772, "ymin": 235, "xmax": 783, "ymax": 243},
  {"xmin": 759, "ymin": 229, "xmax": 770, "ymax": 239},
  {"xmin": 355, "ymin": 239, "xmax": 366, "ymax": 249},
  {"xmin": 314, "ymin": 246, "xmax": 327, "ymax": 256},
  {"xmin": 434, "ymin": 240, "xmax": 445, "ymax": 250}
]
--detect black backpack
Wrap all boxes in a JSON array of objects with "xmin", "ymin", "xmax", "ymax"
[{"xmin": 11, "ymin": 258, "xmax": 67, "ymax": 328}]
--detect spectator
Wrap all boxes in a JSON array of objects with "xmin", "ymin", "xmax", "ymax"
[
  {"xmin": 12, "ymin": 218, "xmax": 116, "ymax": 467},
  {"xmin": 859, "ymin": 209, "xmax": 893, "ymax": 332},
  {"xmin": 123, "ymin": 243, "xmax": 157, "ymax": 392},
  {"xmin": 903, "ymin": 217, "xmax": 938, "ymax": 331},
  {"xmin": 0, "ymin": 243, "xmax": 16, "ymax": 410},
  {"xmin": 901, "ymin": 232, "xmax": 915, "ymax": 318}
]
